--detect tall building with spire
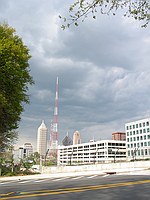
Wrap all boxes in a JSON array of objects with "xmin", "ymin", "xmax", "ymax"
[
  {"xmin": 62, "ymin": 132, "xmax": 73, "ymax": 146},
  {"xmin": 37, "ymin": 120, "xmax": 48, "ymax": 158}
]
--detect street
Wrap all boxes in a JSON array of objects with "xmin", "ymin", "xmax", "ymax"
[{"xmin": 1, "ymin": 174, "xmax": 150, "ymax": 199}]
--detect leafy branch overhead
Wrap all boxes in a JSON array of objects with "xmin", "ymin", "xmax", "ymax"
[{"xmin": 60, "ymin": 0, "xmax": 150, "ymax": 29}]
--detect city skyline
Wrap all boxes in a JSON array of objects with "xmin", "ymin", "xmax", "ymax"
[{"xmin": 0, "ymin": 0, "xmax": 150, "ymax": 150}]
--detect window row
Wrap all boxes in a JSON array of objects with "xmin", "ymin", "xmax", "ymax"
[
  {"xmin": 126, "ymin": 121, "xmax": 149, "ymax": 130},
  {"xmin": 127, "ymin": 141, "xmax": 150, "ymax": 148},
  {"xmin": 126, "ymin": 128, "xmax": 150, "ymax": 136},
  {"xmin": 128, "ymin": 148, "xmax": 150, "ymax": 157},
  {"xmin": 127, "ymin": 135, "xmax": 150, "ymax": 142}
]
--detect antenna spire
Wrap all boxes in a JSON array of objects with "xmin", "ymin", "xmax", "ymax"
[{"xmin": 50, "ymin": 77, "xmax": 59, "ymax": 161}]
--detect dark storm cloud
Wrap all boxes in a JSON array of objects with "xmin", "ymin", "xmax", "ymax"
[
  {"xmin": 0, "ymin": 0, "xmax": 150, "ymax": 148},
  {"xmin": 59, "ymin": 22, "xmax": 148, "ymax": 71}
]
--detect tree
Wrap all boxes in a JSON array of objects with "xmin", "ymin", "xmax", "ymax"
[
  {"xmin": 0, "ymin": 23, "xmax": 34, "ymax": 149},
  {"xmin": 60, "ymin": 0, "xmax": 150, "ymax": 29}
]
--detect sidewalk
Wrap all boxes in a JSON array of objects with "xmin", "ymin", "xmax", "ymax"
[{"xmin": 1, "ymin": 167, "xmax": 150, "ymax": 181}]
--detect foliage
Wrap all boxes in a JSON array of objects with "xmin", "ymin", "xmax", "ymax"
[
  {"xmin": 45, "ymin": 160, "xmax": 56, "ymax": 166},
  {"xmin": 0, "ymin": 151, "xmax": 41, "ymax": 176},
  {"xmin": 32, "ymin": 152, "xmax": 40, "ymax": 163},
  {"xmin": 60, "ymin": 0, "xmax": 150, "ymax": 29},
  {"xmin": 0, "ymin": 131, "xmax": 18, "ymax": 150},
  {"xmin": 0, "ymin": 23, "xmax": 34, "ymax": 149},
  {"xmin": 21, "ymin": 159, "xmax": 34, "ymax": 171}
]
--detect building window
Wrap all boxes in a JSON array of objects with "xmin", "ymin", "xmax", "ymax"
[
  {"xmin": 130, "ymin": 131, "xmax": 132, "ymax": 136},
  {"xmin": 128, "ymin": 151, "xmax": 130, "ymax": 156},
  {"xmin": 139, "ymin": 123, "xmax": 142, "ymax": 127},
  {"xmin": 127, "ymin": 132, "xmax": 129, "ymax": 136},
  {"xmin": 148, "ymin": 135, "xmax": 150, "ymax": 139},
  {"xmin": 146, "ymin": 121, "xmax": 149, "ymax": 126},
  {"xmin": 140, "ymin": 129, "xmax": 142, "ymax": 134},
  {"xmin": 148, "ymin": 141, "xmax": 150, "ymax": 146},
  {"xmin": 134, "ymin": 137, "xmax": 136, "ymax": 141},
  {"xmin": 143, "ymin": 129, "xmax": 146, "ymax": 133},
  {"xmin": 141, "ymin": 142, "xmax": 143, "ymax": 147},
  {"xmin": 136, "ymin": 130, "xmax": 139, "ymax": 134},
  {"xmin": 137, "ymin": 136, "xmax": 139, "ymax": 141},
  {"xmin": 144, "ymin": 142, "xmax": 147, "ymax": 146},
  {"xmin": 141, "ymin": 149, "xmax": 144, "ymax": 155},
  {"xmin": 133, "ymin": 125, "xmax": 135, "ymax": 129},
  {"xmin": 127, "ymin": 138, "xmax": 129, "ymax": 142},
  {"xmin": 126, "ymin": 126, "xmax": 129, "ymax": 130},
  {"xmin": 136, "ymin": 124, "xmax": 138, "ymax": 128},
  {"xmin": 131, "ymin": 144, "xmax": 133, "ymax": 148},
  {"xmin": 138, "ymin": 150, "xmax": 140, "ymax": 156},
  {"xmin": 130, "ymin": 125, "xmax": 132, "ymax": 129},
  {"xmin": 144, "ymin": 135, "xmax": 146, "ymax": 140},
  {"xmin": 143, "ymin": 122, "xmax": 145, "ymax": 127},
  {"xmin": 128, "ymin": 144, "xmax": 130, "ymax": 148},
  {"xmin": 145, "ymin": 149, "xmax": 148, "ymax": 155},
  {"xmin": 147, "ymin": 128, "xmax": 150, "ymax": 133},
  {"xmin": 130, "ymin": 138, "xmax": 132, "ymax": 142},
  {"xmin": 133, "ymin": 131, "xmax": 135, "ymax": 135},
  {"xmin": 134, "ymin": 143, "xmax": 136, "ymax": 147}
]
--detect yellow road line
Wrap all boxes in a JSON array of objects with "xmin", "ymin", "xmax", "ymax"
[
  {"xmin": 0, "ymin": 192, "xmax": 15, "ymax": 197},
  {"xmin": 1, "ymin": 179, "xmax": 150, "ymax": 199},
  {"xmin": 20, "ymin": 179, "xmax": 150, "ymax": 195}
]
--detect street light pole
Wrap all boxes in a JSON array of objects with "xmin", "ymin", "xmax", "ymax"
[
  {"xmin": 40, "ymin": 155, "xmax": 42, "ymax": 172},
  {"xmin": 114, "ymin": 148, "xmax": 120, "ymax": 163},
  {"xmin": 94, "ymin": 148, "xmax": 99, "ymax": 164},
  {"xmin": 70, "ymin": 150, "xmax": 74, "ymax": 166},
  {"xmin": 44, "ymin": 149, "xmax": 49, "ymax": 166},
  {"xmin": 133, "ymin": 147, "xmax": 139, "ymax": 161}
]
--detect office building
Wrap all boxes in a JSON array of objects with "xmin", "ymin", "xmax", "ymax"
[{"xmin": 125, "ymin": 118, "xmax": 150, "ymax": 160}]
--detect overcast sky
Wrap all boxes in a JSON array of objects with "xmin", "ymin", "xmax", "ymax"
[{"xmin": 0, "ymin": 0, "xmax": 150, "ymax": 151}]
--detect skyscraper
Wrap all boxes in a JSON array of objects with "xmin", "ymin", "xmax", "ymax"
[
  {"xmin": 62, "ymin": 132, "xmax": 73, "ymax": 146},
  {"xmin": 37, "ymin": 120, "xmax": 48, "ymax": 158},
  {"xmin": 73, "ymin": 131, "xmax": 81, "ymax": 145}
]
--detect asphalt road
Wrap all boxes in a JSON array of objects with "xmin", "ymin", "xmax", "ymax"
[{"xmin": 1, "ymin": 174, "xmax": 150, "ymax": 199}]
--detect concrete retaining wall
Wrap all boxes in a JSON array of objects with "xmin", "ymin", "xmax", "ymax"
[{"xmin": 42, "ymin": 161, "xmax": 150, "ymax": 174}]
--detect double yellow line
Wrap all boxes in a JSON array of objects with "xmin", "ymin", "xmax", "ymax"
[{"xmin": 1, "ymin": 179, "xmax": 150, "ymax": 199}]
